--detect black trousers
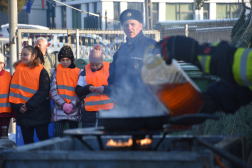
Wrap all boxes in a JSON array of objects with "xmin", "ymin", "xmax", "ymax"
[
  {"xmin": 20, "ymin": 124, "xmax": 50, "ymax": 145},
  {"xmin": 54, "ymin": 120, "xmax": 79, "ymax": 137},
  {"xmin": 82, "ymin": 109, "xmax": 101, "ymax": 128}
]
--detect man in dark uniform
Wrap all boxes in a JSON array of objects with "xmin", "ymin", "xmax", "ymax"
[
  {"xmin": 158, "ymin": 36, "xmax": 252, "ymax": 114},
  {"xmin": 106, "ymin": 9, "xmax": 161, "ymax": 115}
]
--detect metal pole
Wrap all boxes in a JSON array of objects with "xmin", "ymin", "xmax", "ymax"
[
  {"xmin": 185, "ymin": 24, "xmax": 188, "ymax": 37},
  {"xmin": 9, "ymin": 0, "xmax": 18, "ymax": 134},
  {"xmin": 9, "ymin": 0, "xmax": 18, "ymax": 74},
  {"xmin": 76, "ymin": 29, "xmax": 79, "ymax": 59},
  {"xmin": 145, "ymin": 0, "xmax": 152, "ymax": 30},
  {"xmin": 193, "ymin": 0, "xmax": 196, "ymax": 20}
]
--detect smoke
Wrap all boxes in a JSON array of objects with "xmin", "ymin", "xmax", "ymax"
[{"xmin": 99, "ymin": 55, "xmax": 168, "ymax": 118}]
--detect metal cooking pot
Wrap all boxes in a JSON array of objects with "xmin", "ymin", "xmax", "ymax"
[{"xmin": 99, "ymin": 112, "xmax": 219, "ymax": 131}]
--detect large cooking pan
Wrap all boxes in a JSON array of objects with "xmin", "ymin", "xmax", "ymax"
[{"xmin": 99, "ymin": 113, "xmax": 219, "ymax": 131}]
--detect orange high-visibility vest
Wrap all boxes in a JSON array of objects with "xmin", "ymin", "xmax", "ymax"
[
  {"xmin": 0, "ymin": 70, "xmax": 12, "ymax": 113},
  {"xmin": 9, "ymin": 62, "xmax": 44, "ymax": 104},
  {"xmin": 56, "ymin": 64, "xmax": 80, "ymax": 103},
  {"xmin": 85, "ymin": 62, "xmax": 114, "ymax": 111}
]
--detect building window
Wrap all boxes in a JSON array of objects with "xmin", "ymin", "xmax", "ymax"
[
  {"xmin": 114, "ymin": 2, "xmax": 120, "ymax": 29},
  {"xmin": 87, "ymin": 3, "xmax": 89, "ymax": 16},
  {"xmin": 72, "ymin": 5, "xmax": 81, "ymax": 29},
  {"xmin": 94, "ymin": 2, "xmax": 97, "ymax": 14},
  {"xmin": 61, "ymin": 6, "xmax": 66, "ymax": 28},
  {"xmin": 216, "ymin": 3, "xmax": 242, "ymax": 19},
  {"xmin": 166, "ymin": 3, "xmax": 193, "ymax": 20},
  {"xmin": 203, "ymin": 3, "xmax": 209, "ymax": 20},
  {"xmin": 47, "ymin": 1, "xmax": 55, "ymax": 28},
  {"xmin": 127, "ymin": 2, "xmax": 143, "ymax": 14},
  {"xmin": 152, "ymin": 3, "xmax": 158, "ymax": 25}
]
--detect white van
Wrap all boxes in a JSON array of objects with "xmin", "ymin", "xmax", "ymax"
[
  {"xmin": 0, "ymin": 24, "xmax": 49, "ymax": 57},
  {"xmin": 0, "ymin": 24, "xmax": 49, "ymax": 38}
]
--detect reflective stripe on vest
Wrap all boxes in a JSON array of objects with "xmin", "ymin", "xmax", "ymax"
[
  {"xmin": 197, "ymin": 55, "xmax": 211, "ymax": 74},
  {"xmin": 56, "ymin": 64, "xmax": 80, "ymax": 103},
  {"xmin": 57, "ymin": 85, "xmax": 75, "ymax": 92},
  {"xmin": 0, "ymin": 94, "xmax": 9, "ymax": 99},
  {"xmin": 0, "ymin": 70, "xmax": 12, "ymax": 113},
  {"xmin": 212, "ymin": 42, "xmax": 220, "ymax": 47},
  {"xmin": 85, "ymin": 99, "xmax": 114, "ymax": 106},
  {"xmin": 0, "ymin": 103, "xmax": 11, "ymax": 108},
  {"xmin": 9, "ymin": 62, "xmax": 43, "ymax": 104},
  {"xmin": 86, "ymin": 92, "xmax": 106, "ymax": 98},
  {"xmin": 85, "ymin": 62, "xmax": 114, "ymax": 111},
  {"xmin": 196, "ymin": 42, "xmax": 221, "ymax": 74},
  {"xmin": 232, "ymin": 48, "xmax": 252, "ymax": 86}
]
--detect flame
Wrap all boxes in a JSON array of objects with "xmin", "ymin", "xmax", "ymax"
[
  {"xmin": 106, "ymin": 138, "xmax": 133, "ymax": 147},
  {"xmin": 106, "ymin": 138, "xmax": 152, "ymax": 147},
  {"xmin": 136, "ymin": 138, "xmax": 152, "ymax": 145}
]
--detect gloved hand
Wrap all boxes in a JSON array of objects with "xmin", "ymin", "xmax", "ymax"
[
  {"xmin": 156, "ymin": 36, "xmax": 199, "ymax": 65},
  {"xmin": 95, "ymin": 86, "xmax": 104, "ymax": 94},
  {"xmin": 156, "ymin": 36, "xmax": 173, "ymax": 64},
  {"xmin": 63, "ymin": 103, "xmax": 74, "ymax": 114}
]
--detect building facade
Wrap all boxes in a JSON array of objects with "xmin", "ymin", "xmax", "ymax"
[
  {"xmin": 54, "ymin": 0, "xmax": 246, "ymax": 30},
  {"xmin": 0, "ymin": 0, "xmax": 55, "ymax": 30}
]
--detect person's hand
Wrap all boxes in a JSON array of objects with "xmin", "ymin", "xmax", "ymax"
[
  {"xmin": 19, "ymin": 104, "xmax": 27, "ymax": 113},
  {"xmin": 94, "ymin": 86, "xmax": 104, "ymax": 94},
  {"xmin": 63, "ymin": 103, "xmax": 74, "ymax": 114},
  {"xmin": 89, "ymin": 86, "xmax": 96, "ymax": 92}
]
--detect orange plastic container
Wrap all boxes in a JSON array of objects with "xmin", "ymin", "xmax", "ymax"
[{"xmin": 141, "ymin": 51, "xmax": 204, "ymax": 117}]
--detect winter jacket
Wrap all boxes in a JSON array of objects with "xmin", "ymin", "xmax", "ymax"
[
  {"xmin": 43, "ymin": 52, "xmax": 56, "ymax": 78},
  {"xmin": 106, "ymin": 31, "xmax": 160, "ymax": 114},
  {"xmin": 12, "ymin": 68, "xmax": 51, "ymax": 127},
  {"xmin": 50, "ymin": 68, "xmax": 83, "ymax": 122}
]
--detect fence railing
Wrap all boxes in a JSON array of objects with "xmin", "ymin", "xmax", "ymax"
[
  {"xmin": 1, "ymin": 19, "xmax": 239, "ymax": 61},
  {"xmin": 0, "ymin": 38, "xmax": 9, "ymax": 58},
  {"xmin": 154, "ymin": 19, "xmax": 237, "ymax": 44},
  {"xmin": 14, "ymin": 29, "xmax": 160, "ymax": 60}
]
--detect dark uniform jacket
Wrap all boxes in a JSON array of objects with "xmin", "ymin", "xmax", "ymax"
[
  {"xmin": 12, "ymin": 69, "xmax": 51, "ymax": 127},
  {"xmin": 106, "ymin": 31, "xmax": 160, "ymax": 115}
]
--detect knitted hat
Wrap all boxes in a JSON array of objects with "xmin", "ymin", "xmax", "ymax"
[
  {"xmin": 120, "ymin": 9, "xmax": 143, "ymax": 25},
  {"xmin": 0, "ymin": 53, "xmax": 5, "ymax": 67},
  {"xmin": 89, "ymin": 44, "xmax": 103, "ymax": 64},
  {"xmin": 58, "ymin": 46, "xmax": 74, "ymax": 62}
]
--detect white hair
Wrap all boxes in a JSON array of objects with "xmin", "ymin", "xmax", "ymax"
[{"xmin": 36, "ymin": 37, "xmax": 48, "ymax": 46}]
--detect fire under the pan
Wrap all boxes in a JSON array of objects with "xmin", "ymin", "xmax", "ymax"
[{"xmin": 106, "ymin": 135, "xmax": 153, "ymax": 150}]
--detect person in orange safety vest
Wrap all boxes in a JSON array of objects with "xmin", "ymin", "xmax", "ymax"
[
  {"xmin": 75, "ymin": 44, "xmax": 114, "ymax": 128},
  {"xmin": 50, "ymin": 45, "xmax": 83, "ymax": 137},
  {"xmin": 0, "ymin": 53, "xmax": 14, "ymax": 137},
  {"xmin": 9, "ymin": 46, "xmax": 51, "ymax": 144}
]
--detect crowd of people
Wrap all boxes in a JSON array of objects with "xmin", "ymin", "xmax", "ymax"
[
  {"xmin": 0, "ymin": 8, "xmax": 158, "ymax": 144},
  {"xmin": 1, "ymin": 8, "xmax": 252, "ymax": 145}
]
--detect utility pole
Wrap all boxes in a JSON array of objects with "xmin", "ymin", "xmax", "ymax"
[
  {"xmin": 8, "ymin": 0, "xmax": 18, "ymax": 134},
  {"xmin": 9, "ymin": 0, "xmax": 18, "ymax": 74},
  {"xmin": 145, "ymin": 0, "xmax": 152, "ymax": 30}
]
